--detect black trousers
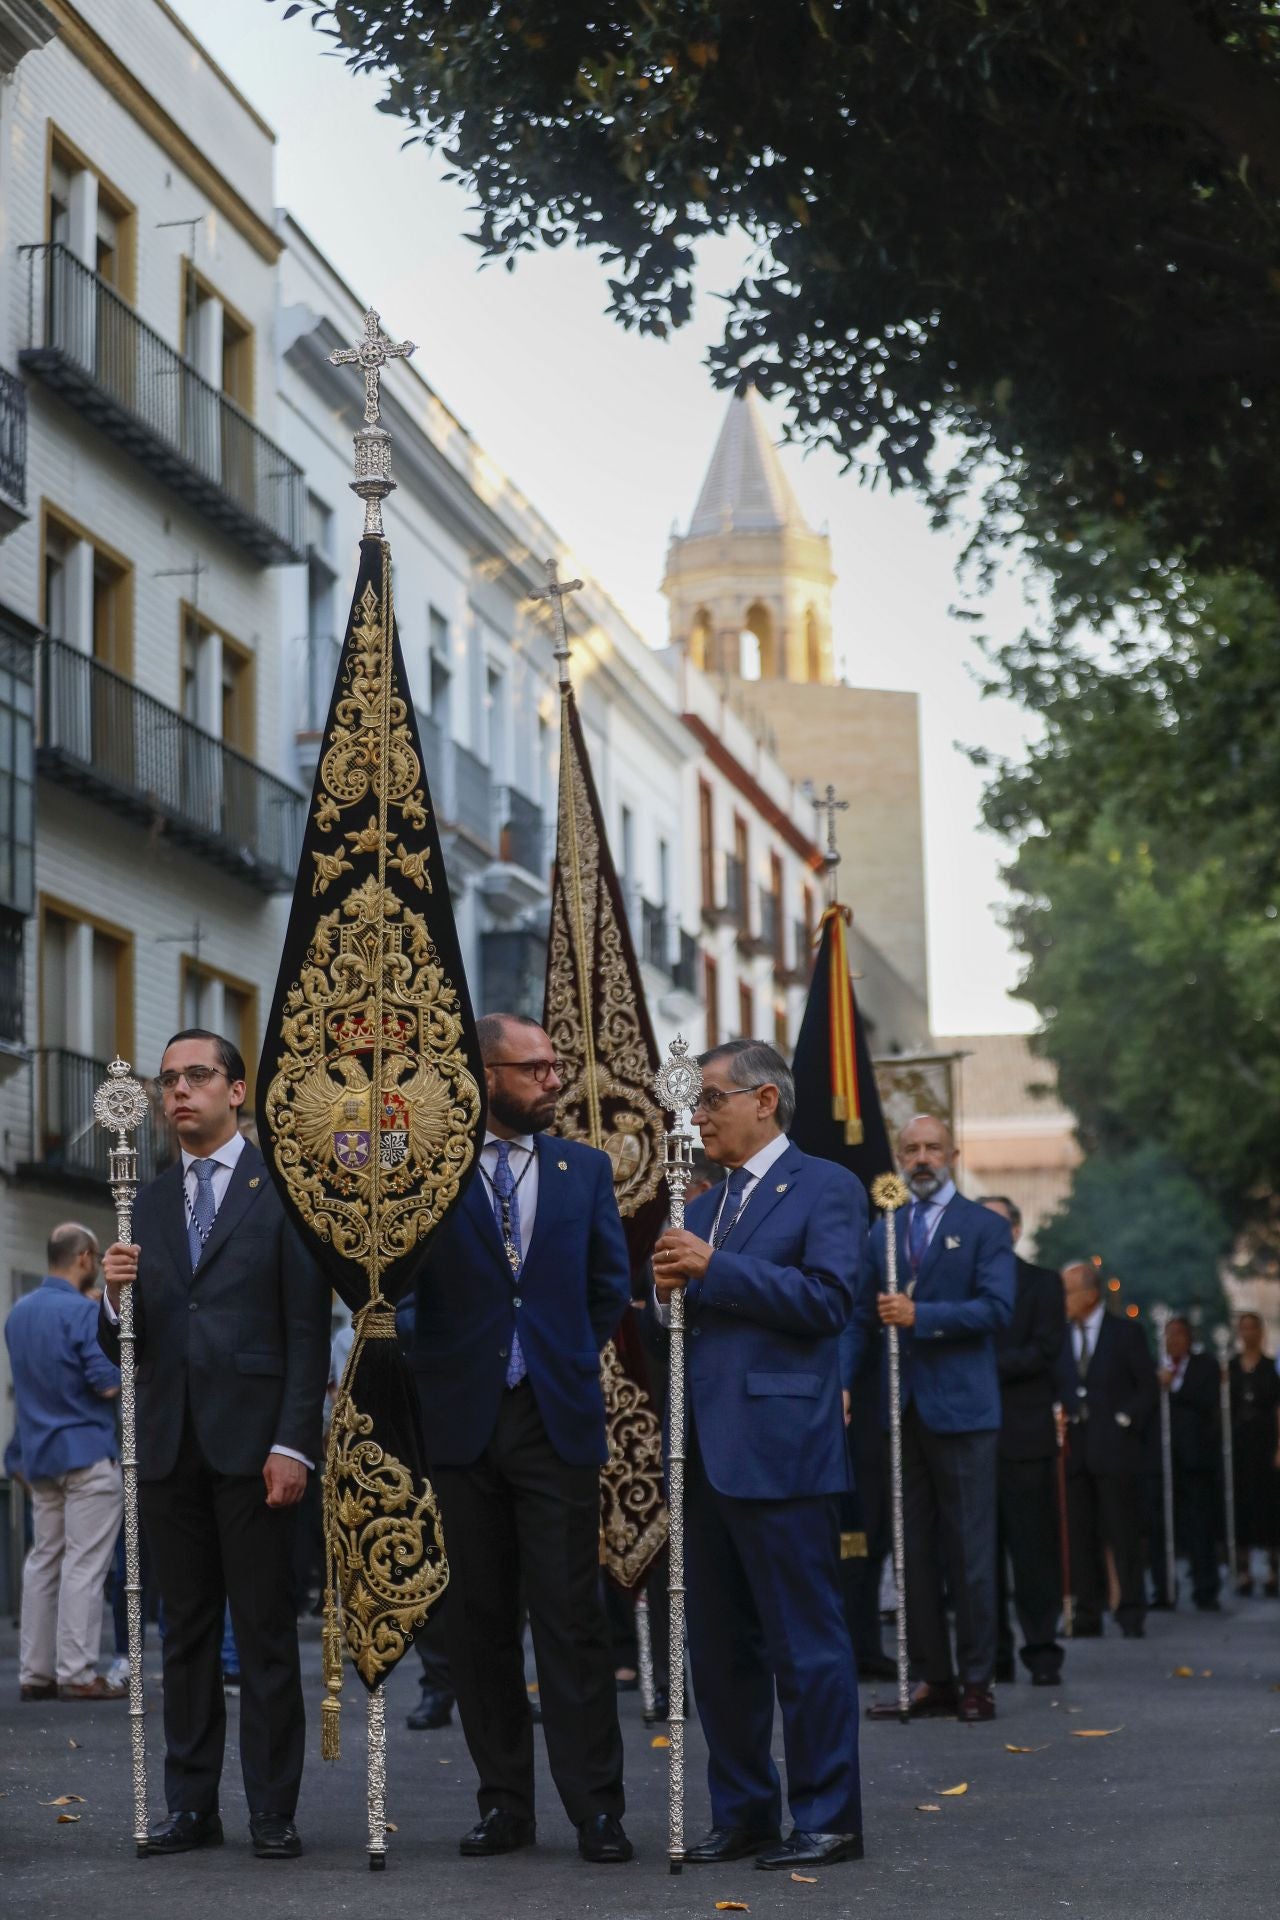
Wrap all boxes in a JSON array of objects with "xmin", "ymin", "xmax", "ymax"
[
  {"xmin": 902, "ymin": 1407, "xmax": 999, "ymax": 1688},
  {"xmin": 1174, "ymin": 1466, "xmax": 1222, "ymax": 1607},
  {"xmin": 1065, "ymin": 1468, "xmax": 1145, "ymax": 1632},
  {"xmin": 996, "ymin": 1454, "xmax": 1064, "ymax": 1674},
  {"xmin": 432, "ymin": 1380, "xmax": 624, "ymax": 1828},
  {"xmin": 139, "ymin": 1405, "xmax": 305, "ymax": 1818},
  {"xmin": 415, "ymin": 1605, "xmax": 453, "ymax": 1693}
]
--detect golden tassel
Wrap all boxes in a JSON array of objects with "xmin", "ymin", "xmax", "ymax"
[{"xmin": 321, "ymin": 1590, "xmax": 343, "ymax": 1761}]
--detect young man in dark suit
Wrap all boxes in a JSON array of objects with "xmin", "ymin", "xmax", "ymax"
[
  {"xmin": 845, "ymin": 1115, "xmax": 1015, "ymax": 1724},
  {"xmin": 409, "ymin": 1013, "xmax": 633, "ymax": 1865},
  {"xmin": 101, "ymin": 1030, "xmax": 330, "ymax": 1859},
  {"xmin": 1055, "ymin": 1260, "xmax": 1158, "ymax": 1637},
  {"xmin": 1161, "ymin": 1315, "xmax": 1223, "ymax": 1611},
  {"xmin": 980, "ymin": 1196, "xmax": 1067, "ymax": 1687},
  {"xmin": 654, "ymin": 1039, "xmax": 866, "ymax": 1873}
]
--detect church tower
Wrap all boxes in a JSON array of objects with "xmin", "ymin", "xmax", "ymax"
[{"xmin": 662, "ymin": 387, "xmax": 836, "ymax": 684}]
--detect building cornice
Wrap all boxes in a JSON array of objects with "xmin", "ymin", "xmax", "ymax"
[
  {"xmin": 0, "ymin": 0, "xmax": 54, "ymax": 72},
  {"xmin": 683, "ymin": 713, "xmax": 824, "ymax": 870},
  {"xmin": 44, "ymin": 0, "xmax": 282, "ymax": 262}
]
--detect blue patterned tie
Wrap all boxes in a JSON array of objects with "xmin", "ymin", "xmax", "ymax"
[
  {"xmin": 490, "ymin": 1143, "xmax": 527, "ymax": 1388},
  {"xmin": 713, "ymin": 1165, "xmax": 752, "ymax": 1249},
  {"xmin": 188, "ymin": 1157, "xmax": 218, "ymax": 1271},
  {"xmin": 908, "ymin": 1198, "xmax": 930, "ymax": 1273}
]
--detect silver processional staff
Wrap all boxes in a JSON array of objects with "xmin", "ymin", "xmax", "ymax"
[
  {"xmin": 93, "ymin": 1056, "xmax": 152, "ymax": 1855},
  {"xmin": 653, "ymin": 1034, "xmax": 702, "ymax": 1874},
  {"xmin": 871, "ymin": 1172, "xmax": 912, "ymax": 1722},
  {"xmin": 1212, "ymin": 1324, "xmax": 1238, "ymax": 1591},
  {"xmin": 1151, "ymin": 1302, "xmax": 1178, "ymax": 1610}
]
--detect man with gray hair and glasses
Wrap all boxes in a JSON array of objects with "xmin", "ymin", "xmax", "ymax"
[{"xmin": 654, "ymin": 1038, "xmax": 868, "ymax": 1873}]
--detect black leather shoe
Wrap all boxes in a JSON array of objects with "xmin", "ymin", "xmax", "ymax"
[
  {"xmin": 1120, "ymin": 1623, "xmax": 1145, "ymax": 1639},
  {"xmin": 145, "ymin": 1810, "xmax": 224, "ymax": 1855},
  {"xmin": 249, "ymin": 1814, "xmax": 301, "ymax": 1859},
  {"xmin": 1031, "ymin": 1665, "xmax": 1062, "ymax": 1688},
  {"xmin": 577, "ymin": 1813, "xmax": 633, "ymax": 1863},
  {"xmin": 994, "ymin": 1656, "xmax": 1016, "ymax": 1684},
  {"xmin": 756, "ymin": 1831, "xmax": 864, "ymax": 1870},
  {"xmin": 685, "ymin": 1825, "xmax": 781, "ymax": 1865},
  {"xmin": 643, "ymin": 1686, "xmax": 669, "ymax": 1724},
  {"xmin": 856, "ymin": 1655, "xmax": 898, "ymax": 1682},
  {"xmin": 459, "ymin": 1808, "xmax": 536, "ymax": 1856},
  {"xmin": 868, "ymin": 1679, "xmax": 958, "ymax": 1720},
  {"xmin": 407, "ymin": 1684, "xmax": 454, "ymax": 1730}
]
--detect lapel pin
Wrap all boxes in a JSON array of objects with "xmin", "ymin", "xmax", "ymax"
[
  {"xmin": 558, "ymin": 1159, "xmax": 568, "ymax": 1171},
  {"xmin": 249, "ymin": 1177, "xmax": 261, "ymax": 1190},
  {"xmin": 945, "ymin": 1234, "xmax": 960, "ymax": 1249},
  {"xmin": 775, "ymin": 1183, "xmax": 788, "ymax": 1193}
]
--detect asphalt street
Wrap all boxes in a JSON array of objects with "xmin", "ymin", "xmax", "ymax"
[{"xmin": 2, "ymin": 1601, "xmax": 1277, "ymax": 1920}]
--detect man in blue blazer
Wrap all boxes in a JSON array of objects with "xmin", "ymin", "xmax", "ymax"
[
  {"xmin": 410, "ymin": 1013, "xmax": 633, "ymax": 1865},
  {"xmin": 654, "ymin": 1039, "xmax": 865, "ymax": 1873},
  {"xmin": 844, "ymin": 1114, "xmax": 1015, "ymax": 1723}
]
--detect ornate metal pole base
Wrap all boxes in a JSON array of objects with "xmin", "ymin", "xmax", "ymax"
[
  {"xmin": 367, "ymin": 1684, "xmax": 387, "ymax": 1870},
  {"xmin": 872, "ymin": 1175, "xmax": 911, "ymax": 1723},
  {"xmin": 635, "ymin": 1584, "xmax": 658, "ymax": 1724}
]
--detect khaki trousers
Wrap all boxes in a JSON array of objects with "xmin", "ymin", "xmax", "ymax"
[{"xmin": 20, "ymin": 1456, "xmax": 123, "ymax": 1687}]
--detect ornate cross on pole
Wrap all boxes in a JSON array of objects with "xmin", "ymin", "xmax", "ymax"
[
  {"xmin": 329, "ymin": 308, "xmax": 416, "ymax": 427},
  {"xmin": 329, "ymin": 309, "xmax": 416, "ymax": 537},
  {"xmin": 532, "ymin": 556, "xmax": 585, "ymax": 691},
  {"xmin": 814, "ymin": 782, "xmax": 849, "ymax": 903}
]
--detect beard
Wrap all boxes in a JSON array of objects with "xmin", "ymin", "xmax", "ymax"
[
  {"xmin": 487, "ymin": 1080, "xmax": 558, "ymax": 1135},
  {"xmin": 907, "ymin": 1165, "xmax": 945, "ymax": 1199}
]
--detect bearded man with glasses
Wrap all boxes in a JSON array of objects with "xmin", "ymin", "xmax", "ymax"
[
  {"xmin": 652, "ymin": 1038, "xmax": 868, "ymax": 1872},
  {"xmin": 99, "ymin": 1029, "xmax": 330, "ymax": 1860},
  {"xmin": 408, "ymin": 1012, "xmax": 634, "ymax": 1865}
]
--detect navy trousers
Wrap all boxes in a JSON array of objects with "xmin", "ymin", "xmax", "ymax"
[
  {"xmin": 684, "ymin": 1425, "xmax": 862, "ymax": 1837},
  {"xmin": 902, "ymin": 1406, "xmax": 999, "ymax": 1688}
]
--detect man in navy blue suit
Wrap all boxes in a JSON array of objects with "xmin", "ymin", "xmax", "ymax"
[
  {"xmin": 410, "ymin": 1013, "xmax": 633, "ymax": 1864},
  {"xmin": 653, "ymin": 1039, "xmax": 865, "ymax": 1873},
  {"xmin": 845, "ymin": 1114, "xmax": 1015, "ymax": 1724}
]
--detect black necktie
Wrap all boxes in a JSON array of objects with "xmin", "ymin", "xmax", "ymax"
[{"xmin": 713, "ymin": 1166, "xmax": 751, "ymax": 1249}]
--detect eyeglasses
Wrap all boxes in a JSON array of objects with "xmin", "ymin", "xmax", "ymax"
[
  {"xmin": 694, "ymin": 1083, "xmax": 768, "ymax": 1114},
  {"xmin": 156, "ymin": 1066, "xmax": 228, "ymax": 1092},
  {"xmin": 487, "ymin": 1057, "xmax": 563, "ymax": 1085}
]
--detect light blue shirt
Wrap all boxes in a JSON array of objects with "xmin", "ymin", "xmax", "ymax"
[{"xmin": 5, "ymin": 1277, "xmax": 120, "ymax": 1481}]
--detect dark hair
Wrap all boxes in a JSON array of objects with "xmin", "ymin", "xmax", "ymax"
[
  {"xmin": 1167, "ymin": 1315, "xmax": 1193, "ymax": 1336},
  {"xmin": 47, "ymin": 1222, "xmax": 97, "ymax": 1271},
  {"xmin": 475, "ymin": 1011, "xmax": 544, "ymax": 1063},
  {"xmin": 698, "ymin": 1037, "xmax": 795, "ymax": 1131},
  {"xmin": 978, "ymin": 1194, "xmax": 1022, "ymax": 1232},
  {"xmin": 162, "ymin": 1029, "xmax": 247, "ymax": 1084}
]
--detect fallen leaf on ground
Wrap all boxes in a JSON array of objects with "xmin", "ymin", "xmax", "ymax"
[
  {"xmin": 915, "ymin": 1803, "xmax": 941, "ymax": 1813},
  {"xmin": 939, "ymin": 1782, "xmax": 968, "ymax": 1795},
  {"xmin": 40, "ymin": 1796, "xmax": 86, "ymax": 1806},
  {"xmin": 56, "ymin": 1813, "xmax": 81, "ymax": 1824},
  {"xmin": 1064, "ymin": 1706, "xmax": 1083, "ymax": 1713},
  {"xmin": 384, "ymin": 1821, "xmax": 397, "ymax": 1833},
  {"xmin": 791, "ymin": 1873, "xmax": 818, "ymax": 1882},
  {"xmin": 436, "ymin": 1758, "xmax": 450, "ymax": 1765},
  {"xmin": 526, "ymin": 1683, "xmax": 539, "ymax": 1695},
  {"xmin": 1005, "ymin": 1744, "xmax": 1048, "ymax": 1753},
  {"xmin": 1071, "ymin": 1727, "xmax": 1123, "ymax": 1738},
  {"xmin": 1173, "ymin": 1666, "xmax": 1195, "ymax": 1678},
  {"xmin": 714, "ymin": 1905, "xmax": 750, "ymax": 1913},
  {"xmin": 651, "ymin": 1735, "xmax": 670, "ymax": 1748},
  {"xmin": 1201, "ymin": 1671, "xmax": 1212, "ymax": 1678},
  {"xmin": 67, "ymin": 1739, "xmax": 80, "ymax": 1750}
]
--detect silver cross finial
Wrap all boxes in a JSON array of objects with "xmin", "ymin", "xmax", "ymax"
[
  {"xmin": 532, "ymin": 557, "xmax": 585, "ymax": 691},
  {"xmin": 814, "ymin": 783, "xmax": 849, "ymax": 903},
  {"xmin": 329, "ymin": 309, "xmax": 416, "ymax": 429}
]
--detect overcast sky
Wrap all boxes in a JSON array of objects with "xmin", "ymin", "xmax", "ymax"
[{"xmin": 170, "ymin": 0, "xmax": 1041, "ymax": 1035}]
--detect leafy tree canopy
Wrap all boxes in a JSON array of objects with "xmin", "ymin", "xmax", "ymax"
[
  {"xmin": 274, "ymin": 1, "xmax": 1280, "ymax": 592},
  {"xmin": 1036, "ymin": 1146, "xmax": 1230, "ymax": 1331}
]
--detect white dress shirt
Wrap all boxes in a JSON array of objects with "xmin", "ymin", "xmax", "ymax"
[
  {"xmin": 1074, "ymin": 1300, "xmax": 1105, "ymax": 1367},
  {"xmin": 479, "ymin": 1130, "xmax": 539, "ymax": 1252},
  {"xmin": 108, "ymin": 1128, "xmax": 309, "ymax": 1468}
]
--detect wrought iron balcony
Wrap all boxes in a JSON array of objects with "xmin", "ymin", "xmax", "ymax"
[
  {"xmin": 480, "ymin": 928, "xmax": 548, "ymax": 1022},
  {"xmin": 758, "ymin": 890, "xmax": 783, "ymax": 964},
  {"xmin": 22, "ymin": 1047, "xmax": 170, "ymax": 1189},
  {"xmin": 672, "ymin": 928, "xmax": 699, "ymax": 995},
  {"xmin": 0, "ymin": 908, "xmax": 23, "ymax": 1050},
  {"xmin": 451, "ymin": 740, "xmax": 493, "ymax": 849},
  {"xmin": 0, "ymin": 366, "xmax": 27, "ymax": 536},
  {"xmin": 39, "ymin": 637, "xmax": 305, "ymax": 893},
  {"xmin": 19, "ymin": 244, "xmax": 305, "ymax": 565},
  {"xmin": 497, "ymin": 787, "xmax": 545, "ymax": 878},
  {"xmin": 725, "ymin": 855, "xmax": 748, "ymax": 930},
  {"xmin": 641, "ymin": 898, "xmax": 669, "ymax": 974}
]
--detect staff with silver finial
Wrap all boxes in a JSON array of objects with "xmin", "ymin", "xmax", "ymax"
[
  {"xmin": 1151, "ymin": 1302, "xmax": 1178, "ymax": 1608},
  {"xmin": 814, "ymin": 784, "xmax": 849, "ymax": 909},
  {"xmin": 93, "ymin": 1056, "xmax": 152, "ymax": 1854},
  {"xmin": 532, "ymin": 555, "xmax": 585, "ymax": 693},
  {"xmin": 871, "ymin": 1172, "xmax": 912, "ymax": 1722},
  {"xmin": 1212, "ymin": 1324, "xmax": 1238, "ymax": 1588},
  {"xmin": 651, "ymin": 1035, "xmax": 702, "ymax": 1873},
  {"xmin": 328, "ymin": 308, "xmax": 416, "ymax": 538}
]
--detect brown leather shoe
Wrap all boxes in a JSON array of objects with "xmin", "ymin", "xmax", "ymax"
[
  {"xmin": 58, "ymin": 1674, "xmax": 127, "ymax": 1701},
  {"xmin": 867, "ymin": 1680, "xmax": 958, "ymax": 1721},
  {"xmin": 20, "ymin": 1682, "xmax": 56, "ymax": 1701},
  {"xmin": 957, "ymin": 1684, "xmax": 996, "ymax": 1722}
]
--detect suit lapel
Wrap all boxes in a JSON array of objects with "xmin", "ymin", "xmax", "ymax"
[
  {"xmin": 914, "ymin": 1191, "xmax": 963, "ymax": 1288},
  {"xmin": 156, "ymin": 1161, "xmax": 191, "ymax": 1280},
  {"xmin": 719, "ymin": 1143, "xmax": 803, "ymax": 1254},
  {"xmin": 523, "ymin": 1135, "xmax": 564, "ymax": 1272},
  {"xmin": 192, "ymin": 1144, "xmax": 266, "ymax": 1280},
  {"xmin": 462, "ymin": 1159, "xmax": 508, "ymax": 1273}
]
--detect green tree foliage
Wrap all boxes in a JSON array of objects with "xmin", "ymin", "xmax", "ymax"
[
  {"xmin": 1036, "ymin": 1147, "xmax": 1230, "ymax": 1328},
  {"xmin": 269, "ymin": 2, "xmax": 1280, "ymax": 593}
]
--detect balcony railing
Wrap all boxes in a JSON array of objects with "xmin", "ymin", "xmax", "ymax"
[
  {"xmin": 0, "ymin": 909, "xmax": 23, "ymax": 1048},
  {"xmin": 23, "ymin": 1047, "xmax": 170, "ymax": 1187},
  {"xmin": 497, "ymin": 787, "xmax": 545, "ymax": 876},
  {"xmin": 641, "ymin": 898, "xmax": 669, "ymax": 973},
  {"xmin": 725, "ymin": 854, "xmax": 748, "ymax": 928},
  {"xmin": 416, "ymin": 709, "xmax": 448, "ymax": 804},
  {"xmin": 759, "ymin": 890, "xmax": 783, "ymax": 963},
  {"xmin": 0, "ymin": 367, "xmax": 27, "ymax": 525},
  {"xmin": 452, "ymin": 741, "xmax": 493, "ymax": 848},
  {"xmin": 298, "ymin": 632, "xmax": 342, "ymax": 736},
  {"xmin": 672, "ymin": 928, "xmax": 699, "ymax": 994},
  {"xmin": 39, "ymin": 637, "xmax": 306, "ymax": 893},
  {"xmin": 19, "ymin": 244, "xmax": 305, "ymax": 565}
]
